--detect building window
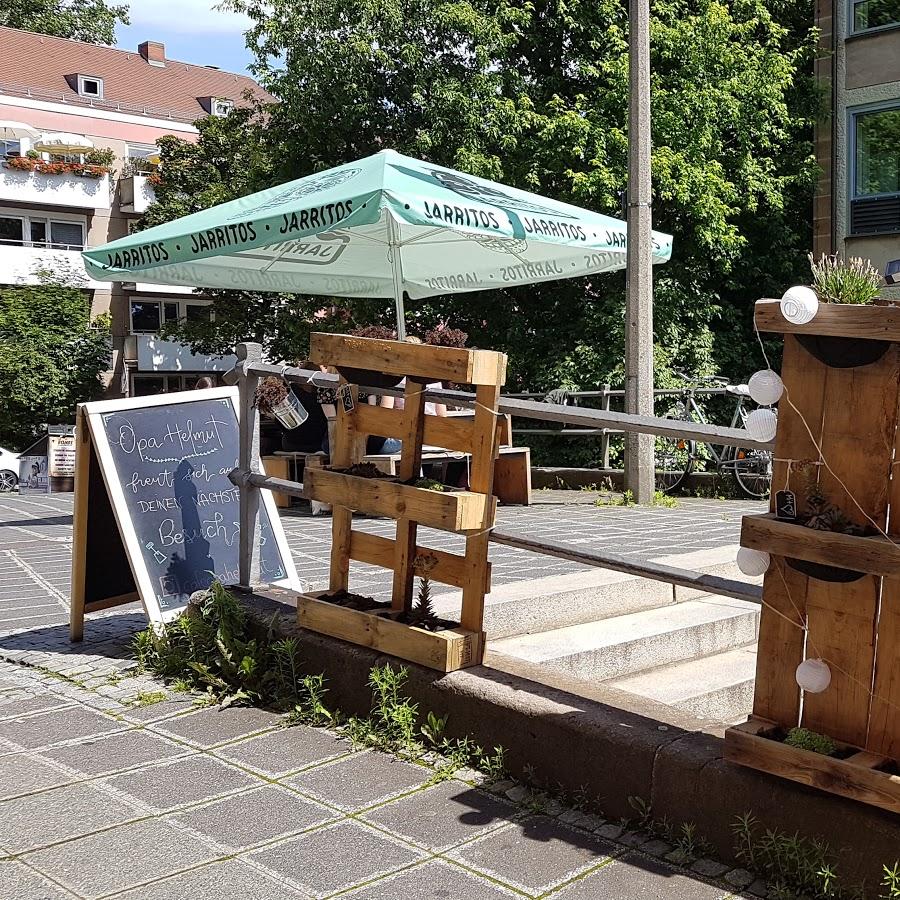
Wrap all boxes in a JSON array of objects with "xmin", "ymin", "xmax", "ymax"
[
  {"xmin": 130, "ymin": 301, "xmax": 162, "ymax": 333},
  {"xmin": 1, "ymin": 139, "xmax": 20, "ymax": 157},
  {"xmin": 77, "ymin": 75, "xmax": 104, "ymax": 99},
  {"xmin": 0, "ymin": 215, "xmax": 24, "ymax": 245},
  {"xmin": 0, "ymin": 213, "xmax": 84, "ymax": 249},
  {"xmin": 853, "ymin": 0, "xmax": 900, "ymax": 31},
  {"xmin": 129, "ymin": 299, "xmax": 208, "ymax": 334},
  {"xmin": 854, "ymin": 106, "xmax": 900, "ymax": 198},
  {"xmin": 125, "ymin": 144, "xmax": 159, "ymax": 175},
  {"xmin": 212, "ymin": 98, "xmax": 234, "ymax": 117}
]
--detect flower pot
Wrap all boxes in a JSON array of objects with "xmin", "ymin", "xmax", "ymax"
[
  {"xmin": 796, "ymin": 333, "xmax": 890, "ymax": 369},
  {"xmin": 785, "ymin": 557, "xmax": 866, "ymax": 583},
  {"xmin": 267, "ymin": 391, "xmax": 308, "ymax": 430}
]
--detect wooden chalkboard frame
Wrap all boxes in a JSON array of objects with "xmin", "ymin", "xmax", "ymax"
[{"xmin": 70, "ymin": 387, "xmax": 300, "ymax": 639}]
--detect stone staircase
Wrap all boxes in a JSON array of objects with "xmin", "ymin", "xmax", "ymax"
[{"xmin": 442, "ymin": 544, "xmax": 762, "ymax": 727}]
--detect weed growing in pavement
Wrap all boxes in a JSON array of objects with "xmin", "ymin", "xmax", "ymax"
[
  {"xmin": 595, "ymin": 489, "xmax": 636, "ymax": 507},
  {"xmin": 133, "ymin": 582, "xmax": 302, "ymax": 708},
  {"xmin": 285, "ymin": 674, "xmax": 333, "ymax": 727},
  {"xmin": 333, "ymin": 663, "xmax": 506, "ymax": 781},
  {"xmin": 732, "ymin": 812, "xmax": 846, "ymax": 899},
  {"xmin": 132, "ymin": 690, "xmax": 166, "ymax": 707}
]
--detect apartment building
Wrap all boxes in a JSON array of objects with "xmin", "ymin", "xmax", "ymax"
[
  {"xmin": 0, "ymin": 26, "xmax": 265, "ymax": 396},
  {"xmin": 814, "ymin": 0, "xmax": 900, "ymax": 291}
]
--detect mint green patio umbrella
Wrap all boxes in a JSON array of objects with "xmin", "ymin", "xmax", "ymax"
[{"xmin": 83, "ymin": 150, "xmax": 672, "ymax": 338}]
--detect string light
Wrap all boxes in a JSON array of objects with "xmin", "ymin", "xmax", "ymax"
[
  {"xmin": 780, "ymin": 286, "xmax": 819, "ymax": 325},
  {"xmin": 748, "ymin": 369, "xmax": 784, "ymax": 406},
  {"xmin": 746, "ymin": 408, "xmax": 778, "ymax": 443},
  {"xmin": 796, "ymin": 658, "xmax": 832, "ymax": 694},
  {"xmin": 736, "ymin": 547, "xmax": 771, "ymax": 577}
]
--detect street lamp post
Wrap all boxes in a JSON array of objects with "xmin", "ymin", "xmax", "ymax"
[{"xmin": 624, "ymin": 0, "xmax": 655, "ymax": 504}]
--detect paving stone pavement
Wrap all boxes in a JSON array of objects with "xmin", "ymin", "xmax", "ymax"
[
  {"xmin": 0, "ymin": 661, "xmax": 754, "ymax": 899},
  {"xmin": 0, "ymin": 491, "xmax": 762, "ymax": 898}
]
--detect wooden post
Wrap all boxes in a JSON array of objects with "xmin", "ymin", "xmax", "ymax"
[
  {"xmin": 392, "ymin": 378, "xmax": 427, "ymax": 612},
  {"xmin": 69, "ymin": 405, "xmax": 90, "ymax": 642},
  {"xmin": 237, "ymin": 342, "xmax": 263, "ymax": 589},
  {"xmin": 460, "ymin": 382, "xmax": 502, "ymax": 633}
]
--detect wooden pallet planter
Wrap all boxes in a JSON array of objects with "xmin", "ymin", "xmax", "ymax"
[
  {"xmin": 726, "ymin": 717, "xmax": 900, "ymax": 815},
  {"xmin": 295, "ymin": 333, "xmax": 507, "ymax": 672},
  {"xmin": 297, "ymin": 592, "xmax": 482, "ymax": 673},
  {"xmin": 726, "ymin": 299, "xmax": 900, "ymax": 805}
]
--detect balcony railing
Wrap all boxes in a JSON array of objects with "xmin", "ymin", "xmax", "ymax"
[
  {"xmin": 127, "ymin": 335, "xmax": 238, "ymax": 373},
  {"xmin": 119, "ymin": 174, "xmax": 157, "ymax": 214},
  {"xmin": 0, "ymin": 163, "xmax": 111, "ymax": 211},
  {"xmin": 0, "ymin": 242, "xmax": 105, "ymax": 288}
]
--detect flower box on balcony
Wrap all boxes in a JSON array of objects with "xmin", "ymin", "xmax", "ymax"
[{"xmin": 0, "ymin": 163, "xmax": 110, "ymax": 211}]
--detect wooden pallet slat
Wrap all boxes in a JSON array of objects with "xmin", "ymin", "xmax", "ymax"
[
  {"xmin": 726, "ymin": 717, "xmax": 900, "ymax": 815},
  {"xmin": 741, "ymin": 514, "xmax": 900, "ymax": 577},
  {"xmin": 755, "ymin": 299, "xmax": 900, "ymax": 341},
  {"xmin": 305, "ymin": 467, "xmax": 492, "ymax": 534},
  {"xmin": 349, "ymin": 531, "xmax": 491, "ymax": 592},
  {"xmin": 310, "ymin": 332, "xmax": 507, "ymax": 386},
  {"xmin": 297, "ymin": 593, "xmax": 482, "ymax": 672}
]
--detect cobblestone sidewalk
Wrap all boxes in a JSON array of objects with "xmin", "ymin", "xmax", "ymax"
[
  {"xmin": 0, "ymin": 492, "xmax": 762, "ymax": 898},
  {"xmin": 0, "ymin": 660, "xmax": 755, "ymax": 900}
]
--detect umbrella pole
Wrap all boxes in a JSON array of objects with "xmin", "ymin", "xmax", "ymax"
[{"xmin": 387, "ymin": 213, "xmax": 407, "ymax": 340}]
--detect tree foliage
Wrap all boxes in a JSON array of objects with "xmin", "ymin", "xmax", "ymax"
[
  {"xmin": 0, "ymin": 281, "xmax": 110, "ymax": 449},
  {"xmin": 150, "ymin": 0, "xmax": 818, "ymax": 400},
  {"xmin": 1, "ymin": 0, "xmax": 129, "ymax": 45}
]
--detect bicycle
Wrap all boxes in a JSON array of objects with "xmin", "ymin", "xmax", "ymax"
[{"xmin": 656, "ymin": 374, "xmax": 772, "ymax": 500}]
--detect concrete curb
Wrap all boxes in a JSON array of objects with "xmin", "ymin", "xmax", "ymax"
[{"xmin": 280, "ymin": 616, "xmax": 900, "ymax": 886}]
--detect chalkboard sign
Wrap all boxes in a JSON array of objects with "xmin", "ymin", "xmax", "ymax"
[{"xmin": 70, "ymin": 387, "xmax": 300, "ymax": 635}]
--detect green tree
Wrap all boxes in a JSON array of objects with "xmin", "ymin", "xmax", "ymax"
[
  {"xmin": 0, "ymin": 281, "xmax": 110, "ymax": 449},
  {"xmin": 1, "ymin": 0, "xmax": 129, "ymax": 45},
  {"xmin": 154, "ymin": 0, "xmax": 817, "ymax": 406}
]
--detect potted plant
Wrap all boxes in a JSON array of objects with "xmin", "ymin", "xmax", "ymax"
[
  {"xmin": 783, "ymin": 465, "xmax": 872, "ymax": 582},
  {"xmin": 797, "ymin": 253, "xmax": 888, "ymax": 367},
  {"xmin": 254, "ymin": 376, "xmax": 307, "ymax": 429}
]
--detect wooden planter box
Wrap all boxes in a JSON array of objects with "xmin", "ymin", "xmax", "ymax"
[
  {"xmin": 741, "ymin": 514, "xmax": 900, "ymax": 578},
  {"xmin": 726, "ymin": 717, "xmax": 900, "ymax": 815},
  {"xmin": 304, "ymin": 466, "xmax": 492, "ymax": 534},
  {"xmin": 298, "ymin": 592, "xmax": 483, "ymax": 672}
]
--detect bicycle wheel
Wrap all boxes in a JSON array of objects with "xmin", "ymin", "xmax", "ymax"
[
  {"xmin": 732, "ymin": 447, "xmax": 772, "ymax": 500},
  {"xmin": 656, "ymin": 436, "xmax": 695, "ymax": 494}
]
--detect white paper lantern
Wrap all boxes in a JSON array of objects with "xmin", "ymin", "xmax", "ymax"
[
  {"xmin": 736, "ymin": 548, "xmax": 771, "ymax": 577},
  {"xmin": 796, "ymin": 658, "xmax": 831, "ymax": 694},
  {"xmin": 746, "ymin": 408, "xmax": 778, "ymax": 443},
  {"xmin": 780, "ymin": 286, "xmax": 819, "ymax": 325},
  {"xmin": 748, "ymin": 369, "xmax": 784, "ymax": 406}
]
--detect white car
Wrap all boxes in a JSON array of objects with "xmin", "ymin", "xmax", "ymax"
[{"xmin": 0, "ymin": 446, "xmax": 20, "ymax": 491}]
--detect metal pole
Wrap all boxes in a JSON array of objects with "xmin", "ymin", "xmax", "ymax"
[
  {"xmin": 624, "ymin": 0, "xmax": 655, "ymax": 503},
  {"xmin": 387, "ymin": 213, "xmax": 407, "ymax": 340}
]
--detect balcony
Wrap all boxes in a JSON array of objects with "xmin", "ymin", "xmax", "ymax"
[
  {"xmin": 119, "ymin": 174, "xmax": 157, "ymax": 214},
  {"xmin": 129, "ymin": 335, "xmax": 237, "ymax": 373},
  {"xmin": 0, "ymin": 165, "xmax": 111, "ymax": 211},
  {"xmin": 0, "ymin": 243, "xmax": 105, "ymax": 288}
]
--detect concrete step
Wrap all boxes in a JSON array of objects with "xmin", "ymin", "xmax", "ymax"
[
  {"xmin": 433, "ymin": 544, "xmax": 759, "ymax": 639},
  {"xmin": 489, "ymin": 595, "xmax": 760, "ymax": 682},
  {"xmin": 606, "ymin": 644, "xmax": 758, "ymax": 725}
]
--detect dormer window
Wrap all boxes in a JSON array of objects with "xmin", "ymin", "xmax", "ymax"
[
  {"xmin": 212, "ymin": 98, "xmax": 234, "ymax": 117},
  {"xmin": 77, "ymin": 75, "xmax": 103, "ymax": 99}
]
